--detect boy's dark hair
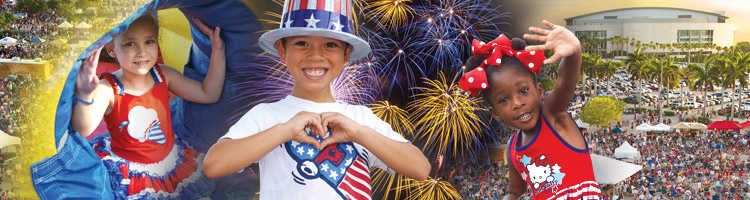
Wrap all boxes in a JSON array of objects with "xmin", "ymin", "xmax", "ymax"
[{"xmin": 464, "ymin": 38, "xmax": 538, "ymax": 103}]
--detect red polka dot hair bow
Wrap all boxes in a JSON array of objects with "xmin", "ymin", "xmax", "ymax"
[{"xmin": 459, "ymin": 34, "xmax": 546, "ymax": 97}]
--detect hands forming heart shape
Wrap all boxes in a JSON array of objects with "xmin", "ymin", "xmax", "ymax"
[{"xmin": 287, "ymin": 111, "xmax": 363, "ymax": 150}]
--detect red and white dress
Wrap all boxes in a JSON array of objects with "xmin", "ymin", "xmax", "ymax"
[
  {"xmin": 91, "ymin": 65, "xmax": 213, "ymax": 199},
  {"xmin": 508, "ymin": 114, "xmax": 601, "ymax": 199}
]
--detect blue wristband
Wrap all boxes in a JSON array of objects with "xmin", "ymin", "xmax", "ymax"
[{"xmin": 73, "ymin": 95, "xmax": 94, "ymax": 105}]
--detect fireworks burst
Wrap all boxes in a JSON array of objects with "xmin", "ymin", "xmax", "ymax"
[
  {"xmin": 407, "ymin": 72, "xmax": 487, "ymax": 160},
  {"xmin": 398, "ymin": 177, "xmax": 461, "ymax": 200},
  {"xmin": 364, "ymin": 0, "xmax": 416, "ymax": 30},
  {"xmin": 370, "ymin": 169, "xmax": 419, "ymax": 200},
  {"xmin": 361, "ymin": 27, "xmax": 429, "ymax": 99},
  {"xmin": 369, "ymin": 100, "xmax": 414, "ymax": 136},
  {"xmin": 331, "ymin": 64, "xmax": 378, "ymax": 105}
]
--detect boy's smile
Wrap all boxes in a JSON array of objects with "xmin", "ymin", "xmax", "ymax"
[
  {"xmin": 302, "ymin": 67, "xmax": 328, "ymax": 80},
  {"xmin": 276, "ymin": 35, "xmax": 351, "ymax": 102}
]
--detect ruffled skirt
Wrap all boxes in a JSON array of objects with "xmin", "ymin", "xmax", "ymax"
[{"xmin": 90, "ymin": 134, "xmax": 215, "ymax": 199}]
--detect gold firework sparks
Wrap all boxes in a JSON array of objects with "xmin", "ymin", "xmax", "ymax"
[
  {"xmin": 407, "ymin": 72, "xmax": 487, "ymax": 160},
  {"xmin": 365, "ymin": 0, "xmax": 416, "ymax": 30},
  {"xmin": 399, "ymin": 177, "xmax": 462, "ymax": 200}
]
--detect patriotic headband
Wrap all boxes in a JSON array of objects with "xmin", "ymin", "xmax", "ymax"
[{"xmin": 459, "ymin": 34, "xmax": 546, "ymax": 97}]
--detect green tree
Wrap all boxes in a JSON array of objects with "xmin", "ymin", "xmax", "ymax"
[
  {"xmin": 626, "ymin": 50, "xmax": 649, "ymax": 108},
  {"xmin": 648, "ymin": 57, "xmax": 678, "ymax": 113},
  {"xmin": 75, "ymin": 0, "xmax": 103, "ymax": 9},
  {"xmin": 16, "ymin": 0, "xmax": 48, "ymax": 14},
  {"xmin": 580, "ymin": 96, "xmax": 626, "ymax": 127},
  {"xmin": 737, "ymin": 42, "xmax": 750, "ymax": 52},
  {"xmin": 0, "ymin": 12, "xmax": 16, "ymax": 29},
  {"xmin": 582, "ymin": 53, "xmax": 602, "ymax": 97},
  {"xmin": 715, "ymin": 53, "xmax": 750, "ymax": 120},
  {"xmin": 48, "ymin": 0, "xmax": 75, "ymax": 17}
]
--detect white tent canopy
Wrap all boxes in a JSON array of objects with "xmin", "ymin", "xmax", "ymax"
[
  {"xmin": 0, "ymin": 129, "xmax": 21, "ymax": 149},
  {"xmin": 575, "ymin": 119, "xmax": 589, "ymax": 129},
  {"xmin": 76, "ymin": 22, "xmax": 92, "ymax": 29},
  {"xmin": 687, "ymin": 123, "xmax": 707, "ymax": 130},
  {"xmin": 591, "ymin": 154, "xmax": 643, "ymax": 185},
  {"xmin": 634, "ymin": 123, "xmax": 670, "ymax": 131},
  {"xmin": 58, "ymin": 21, "xmax": 74, "ymax": 29},
  {"xmin": 635, "ymin": 123, "xmax": 653, "ymax": 131},
  {"xmin": 614, "ymin": 141, "xmax": 640, "ymax": 160},
  {"xmin": 673, "ymin": 122, "xmax": 707, "ymax": 130},
  {"xmin": 652, "ymin": 123, "xmax": 671, "ymax": 131},
  {"xmin": 0, "ymin": 37, "xmax": 18, "ymax": 44},
  {"xmin": 673, "ymin": 122, "xmax": 691, "ymax": 129}
]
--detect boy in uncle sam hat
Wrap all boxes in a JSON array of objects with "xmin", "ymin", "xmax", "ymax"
[{"xmin": 202, "ymin": 0, "xmax": 431, "ymax": 199}]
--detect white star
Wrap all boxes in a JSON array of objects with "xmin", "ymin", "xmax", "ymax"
[
  {"xmin": 340, "ymin": 168, "xmax": 346, "ymax": 174},
  {"xmin": 305, "ymin": 14, "xmax": 320, "ymax": 28},
  {"xmin": 346, "ymin": 144, "xmax": 354, "ymax": 153},
  {"xmin": 291, "ymin": 141, "xmax": 300, "ymax": 147},
  {"xmin": 345, "ymin": 158, "xmax": 353, "ymax": 166},
  {"xmin": 284, "ymin": 19, "xmax": 294, "ymax": 28},
  {"xmin": 331, "ymin": 20, "xmax": 344, "ymax": 32},
  {"xmin": 307, "ymin": 148, "xmax": 315, "ymax": 157},
  {"xmin": 297, "ymin": 146, "xmax": 305, "ymax": 155},
  {"xmin": 321, "ymin": 163, "xmax": 329, "ymax": 172},
  {"xmin": 329, "ymin": 170, "xmax": 339, "ymax": 179}
]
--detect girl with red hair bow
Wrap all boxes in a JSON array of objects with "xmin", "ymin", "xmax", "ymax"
[{"xmin": 459, "ymin": 20, "xmax": 601, "ymax": 199}]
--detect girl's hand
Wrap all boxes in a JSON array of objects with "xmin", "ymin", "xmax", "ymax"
[
  {"xmin": 193, "ymin": 18, "xmax": 224, "ymax": 53},
  {"xmin": 75, "ymin": 48, "xmax": 101, "ymax": 98},
  {"xmin": 319, "ymin": 112, "xmax": 363, "ymax": 149},
  {"xmin": 523, "ymin": 20, "xmax": 581, "ymax": 64}
]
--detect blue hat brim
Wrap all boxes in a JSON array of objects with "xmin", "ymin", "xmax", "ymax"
[{"xmin": 259, "ymin": 28, "xmax": 371, "ymax": 62}]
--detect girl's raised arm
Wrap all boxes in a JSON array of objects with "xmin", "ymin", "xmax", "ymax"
[
  {"xmin": 524, "ymin": 20, "xmax": 582, "ymax": 116},
  {"xmin": 71, "ymin": 49, "xmax": 115, "ymax": 137},
  {"xmin": 162, "ymin": 18, "xmax": 225, "ymax": 104}
]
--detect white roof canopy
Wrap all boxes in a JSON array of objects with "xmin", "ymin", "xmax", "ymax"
[
  {"xmin": 614, "ymin": 141, "xmax": 640, "ymax": 160},
  {"xmin": 591, "ymin": 154, "xmax": 643, "ymax": 185}
]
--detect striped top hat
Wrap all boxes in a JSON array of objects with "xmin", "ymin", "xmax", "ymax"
[{"xmin": 259, "ymin": 0, "xmax": 371, "ymax": 61}]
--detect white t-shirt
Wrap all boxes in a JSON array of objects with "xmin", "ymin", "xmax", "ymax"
[{"xmin": 222, "ymin": 95, "xmax": 409, "ymax": 200}]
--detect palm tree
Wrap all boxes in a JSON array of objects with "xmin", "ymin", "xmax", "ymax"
[
  {"xmin": 627, "ymin": 50, "xmax": 649, "ymax": 108},
  {"xmin": 582, "ymin": 53, "xmax": 602, "ymax": 97},
  {"xmin": 731, "ymin": 52, "xmax": 750, "ymax": 119},
  {"xmin": 650, "ymin": 57, "xmax": 679, "ymax": 117},
  {"xmin": 599, "ymin": 60, "xmax": 621, "ymax": 93},
  {"xmin": 687, "ymin": 58, "xmax": 718, "ymax": 117},
  {"xmin": 715, "ymin": 53, "xmax": 750, "ymax": 120}
]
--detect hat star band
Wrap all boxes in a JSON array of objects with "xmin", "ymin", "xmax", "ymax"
[{"xmin": 282, "ymin": 10, "xmax": 353, "ymax": 33}]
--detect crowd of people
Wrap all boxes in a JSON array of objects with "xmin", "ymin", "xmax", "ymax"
[
  {"xmin": 0, "ymin": 74, "xmax": 38, "ymax": 137},
  {"xmin": 0, "ymin": 4, "xmax": 63, "ymax": 60},
  {"xmin": 448, "ymin": 161, "xmax": 511, "ymax": 200},
  {"xmin": 591, "ymin": 121, "xmax": 750, "ymax": 199}
]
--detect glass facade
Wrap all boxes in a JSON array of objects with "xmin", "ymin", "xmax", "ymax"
[{"xmin": 677, "ymin": 30, "xmax": 713, "ymax": 44}]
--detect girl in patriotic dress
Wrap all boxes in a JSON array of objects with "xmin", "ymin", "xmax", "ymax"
[
  {"xmin": 459, "ymin": 20, "xmax": 601, "ymax": 199},
  {"xmin": 71, "ymin": 14, "xmax": 225, "ymax": 199}
]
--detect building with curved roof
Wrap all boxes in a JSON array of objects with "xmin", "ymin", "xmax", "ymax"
[{"xmin": 565, "ymin": 7, "xmax": 736, "ymax": 54}]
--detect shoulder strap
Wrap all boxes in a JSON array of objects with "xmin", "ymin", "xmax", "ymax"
[
  {"xmin": 150, "ymin": 65, "xmax": 166, "ymax": 84},
  {"xmin": 99, "ymin": 73, "xmax": 124, "ymax": 96}
]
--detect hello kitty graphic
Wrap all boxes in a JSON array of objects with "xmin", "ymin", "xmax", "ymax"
[
  {"xmin": 519, "ymin": 154, "xmax": 566, "ymax": 192},
  {"xmin": 526, "ymin": 155, "xmax": 554, "ymax": 188}
]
